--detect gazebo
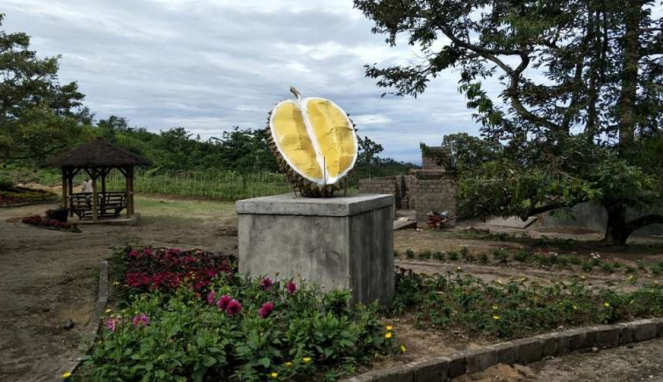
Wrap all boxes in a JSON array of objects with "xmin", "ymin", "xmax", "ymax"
[{"xmin": 43, "ymin": 138, "xmax": 152, "ymax": 222}]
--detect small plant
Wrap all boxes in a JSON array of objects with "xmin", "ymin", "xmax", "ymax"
[
  {"xmin": 432, "ymin": 251, "xmax": 445, "ymax": 261},
  {"xmin": 591, "ymin": 258, "xmax": 602, "ymax": 267},
  {"xmin": 419, "ymin": 250, "xmax": 432, "ymax": 260},
  {"xmin": 581, "ymin": 262, "xmax": 593, "ymax": 272},
  {"xmin": 479, "ymin": 253, "xmax": 489, "ymax": 265},
  {"xmin": 637, "ymin": 260, "xmax": 647, "ymax": 271},
  {"xmin": 394, "ymin": 250, "xmax": 400, "ymax": 258},
  {"xmin": 405, "ymin": 249, "xmax": 415, "ymax": 259},
  {"xmin": 569, "ymin": 256, "xmax": 582, "ymax": 265},
  {"xmin": 492, "ymin": 249, "xmax": 509, "ymax": 263},
  {"xmin": 513, "ymin": 250, "xmax": 529, "ymax": 263},
  {"xmin": 652, "ymin": 265, "xmax": 663, "ymax": 275},
  {"xmin": 448, "ymin": 251, "xmax": 459, "ymax": 261},
  {"xmin": 460, "ymin": 247, "xmax": 470, "ymax": 257},
  {"xmin": 625, "ymin": 266, "xmax": 636, "ymax": 273},
  {"xmin": 601, "ymin": 262, "xmax": 614, "ymax": 273},
  {"xmin": 558, "ymin": 256, "xmax": 570, "ymax": 266}
]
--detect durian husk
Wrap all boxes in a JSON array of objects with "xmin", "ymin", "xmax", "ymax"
[{"xmin": 266, "ymin": 111, "xmax": 354, "ymax": 198}]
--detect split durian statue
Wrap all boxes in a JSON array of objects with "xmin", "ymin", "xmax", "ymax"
[{"xmin": 267, "ymin": 87, "xmax": 358, "ymax": 197}]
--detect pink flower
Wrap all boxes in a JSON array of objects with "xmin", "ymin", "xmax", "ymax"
[
  {"xmin": 144, "ymin": 247, "xmax": 153, "ymax": 256},
  {"xmin": 132, "ymin": 314, "xmax": 149, "ymax": 327},
  {"xmin": 207, "ymin": 291, "xmax": 217, "ymax": 305},
  {"xmin": 217, "ymin": 295, "xmax": 232, "ymax": 311},
  {"xmin": 128, "ymin": 249, "xmax": 140, "ymax": 259},
  {"xmin": 286, "ymin": 280, "xmax": 297, "ymax": 295},
  {"xmin": 106, "ymin": 317, "xmax": 118, "ymax": 332},
  {"xmin": 259, "ymin": 277, "xmax": 273, "ymax": 291},
  {"xmin": 226, "ymin": 299, "xmax": 242, "ymax": 316},
  {"xmin": 258, "ymin": 302, "xmax": 274, "ymax": 318}
]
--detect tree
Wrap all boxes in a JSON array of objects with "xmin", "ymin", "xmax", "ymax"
[
  {"xmin": 357, "ymin": 135, "xmax": 384, "ymax": 166},
  {"xmin": 354, "ymin": 0, "xmax": 663, "ymax": 244},
  {"xmin": 0, "ymin": 14, "xmax": 90, "ymax": 163}
]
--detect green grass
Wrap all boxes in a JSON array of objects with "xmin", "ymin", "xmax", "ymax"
[{"xmin": 135, "ymin": 196, "xmax": 235, "ymax": 225}]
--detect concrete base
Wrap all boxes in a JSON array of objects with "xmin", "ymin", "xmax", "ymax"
[
  {"xmin": 75, "ymin": 213, "xmax": 140, "ymax": 226},
  {"xmin": 236, "ymin": 193, "xmax": 394, "ymax": 305}
]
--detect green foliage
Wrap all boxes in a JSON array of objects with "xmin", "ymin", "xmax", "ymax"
[
  {"xmin": 390, "ymin": 268, "xmax": 663, "ymax": 339},
  {"xmin": 354, "ymin": 0, "xmax": 663, "ymax": 244},
  {"xmin": 492, "ymin": 249, "xmax": 509, "ymax": 263},
  {"xmin": 88, "ymin": 275, "xmax": 395, "ymax": 382},
  {"xmin": 432, "ymin": 251, "xmax": 445, "ymax": 261},
  {"xmin": 418, "ymin": 250, "xmax": 432, "ymax": 260},
  {"xmin": 0, "ymin": 176, "xmax": 13, "ymax": 190},
  {"xmin": 448, "ymin": 251, "xmax": 459, "ymax": 261},
  {"xmin": 478, "ymin": 253, "xmax": 489, "ymax": 265},
  {"xmin": 513, "ymin": 251, "xmax": 529, "ymax": 263},
  {"xmin": 404, "ymin": 249, "xmax": 415, "ymax": 259}
]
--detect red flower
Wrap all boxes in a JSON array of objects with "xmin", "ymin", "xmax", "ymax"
[
  {"xmin": 132, "ymin": 314, "xmax": 149, "ymax": 327},
  {"xmin": 286, "ymin": 280, "xmax": 297, "ymax": 295},
  {"xmin": 259, "ymin": 277, "xmax": 273, "ymax": 291},
  {"xmin": 258, "ymin": 302, "xmax": 274, "ymax": 318},
  {"xmin": 217, "ymin": 295, "xmax": 232, "ymax": 311},
  {"xmin": 207, "ymin": 291, "xmax": 217, "ymax": 305},
  {"xmin": 128, "ymin": 249, "xmax": 140, "ymax": 259},
  {"xmin": 226, "ymin": 299, "xmax": 242, "ymax": 316}
]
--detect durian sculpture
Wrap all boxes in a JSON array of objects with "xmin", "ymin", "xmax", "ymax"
[{"xmin": 267, "ymin": 87, "xmax": 358, "ymax": 197}]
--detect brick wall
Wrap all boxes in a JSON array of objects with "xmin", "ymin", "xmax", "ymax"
[
  {"xmin": 358, "ymin": 177, "xmax": 399, "ymax": 208},
  {"xmin": 408, "ymin": 177, "xmax": 456, "ymax": 224}
]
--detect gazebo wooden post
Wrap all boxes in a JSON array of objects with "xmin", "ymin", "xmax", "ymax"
[
  {"xmin": 89, "ymin": 168, "xmax": 99, "ymax": 222},
  {"xmin": 68, "ymin": 170, "xmax": 74, "ymax": 217},
  {"xmin": 125, "ymin": 166, "xmax": 134, "ymax": 218},
  {"xmin": 61, "ymin": 167, "xmax": 68, "ymax": 208}
]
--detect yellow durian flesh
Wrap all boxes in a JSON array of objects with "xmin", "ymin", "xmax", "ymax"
[{"xmin": 268, "ymin": 91, "xmax": 357, "ymax": 196}]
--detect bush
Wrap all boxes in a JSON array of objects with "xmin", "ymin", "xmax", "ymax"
[
  {"xmin": 432, "ymin": 251, "xmax": 445, "ymax": 261},
  {"xmin": 569, "ymin": 256, "xmax": 582, "ymax": 265},
  {"xmin": 513, "ymin": 251, "xmax": 529, "ymax": 263},
  {"xmin": 448, "ymin": 251, "xmax": 459, "ymax": 261},
  {"xmin": 581, "ymin": 262, "xmax": 593, "ymax": 272},
  {"xmin": 393, "ymin": 250, "xmax": 400, "ymax": 258},
  {"xmin": 0, "ymin": 177, "xmax": 14, "ymax": 190},
  {"xmin": 492, "ymin": 249, "xmax": 509, "ymax": 263},
  {"xmin": 479, "ymin": 253, "xmax": 489, "ymax": 265},
  {"xmin": 601, "ymin": 263, "xmax": 614, "ymax": 273},
  {"xmin": 419, "ymin": 250, "xmax": 432, "ymax": 260},
  {"xmin": 405, "ymin": 249, "xmax": 415, "ymax": 259}
]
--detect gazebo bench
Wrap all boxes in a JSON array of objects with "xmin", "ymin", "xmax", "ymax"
[{"xmin": 70, "ymin": 192, "xmax": 128, "ymax": 219}]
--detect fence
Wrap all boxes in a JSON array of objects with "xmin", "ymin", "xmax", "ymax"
[{"xmin": 106, "ymin": 169, "xmax": 292, "ymax": 201}]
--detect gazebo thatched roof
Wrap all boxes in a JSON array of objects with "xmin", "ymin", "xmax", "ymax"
[{"xmin": 43, "ymin": 137, "xmax": 152, "ymax": 168}]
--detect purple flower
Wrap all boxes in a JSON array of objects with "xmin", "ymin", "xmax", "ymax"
[
  {"xmin": 286, "ymin": 280, "xmax": 297, "ymax": 295},
  {"xmin": 106, "ymin": 317, "xmax": 118, "ymax": 332},
  {"xmin": 128, "ymin": 249, "xmax": 140, "ymax": 259},
  {"xmin": 207, "ymin": 291, "xmax": 217, "ymax": 305},
  {"xmin": 226, "ymin": 299, "xmax": 242, "ymax": 316},
  {"xmin": 144, "ymin": 247, "xmax": 153, "ymax": 256},
  {"xmin": 258, "ymin": 302, "xmax": 274, "ymax": 318},
  {"xmin": 259, "ymin": 277, "xmax": 273, "ymax": 291},
  {"xmin": 132, "ymin": 314, "xmax": 149, "ymax": 327},
  {"xmin": 217, "ymin": 295, "xmax": 232, "ymax": 311}
]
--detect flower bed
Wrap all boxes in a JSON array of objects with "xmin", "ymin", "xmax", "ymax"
[
  {"xmin": 21, "ymin": 215, "xmax": 80, "ymax": 233},
  {"xmin": 83, "ymin": 247, "xmax": 397, "ymax": 382},
  {"xmin": 391, "ymin": 267, "xmax": 663, "ymax": 339},
  {"xmin": 0, "ymin": 187, "xmax": 57, "ymax": 205}
]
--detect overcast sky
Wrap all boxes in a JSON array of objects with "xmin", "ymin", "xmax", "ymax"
[{"xmin": 3, "ymin": 0, "xmax": 489, "ymax": 163}]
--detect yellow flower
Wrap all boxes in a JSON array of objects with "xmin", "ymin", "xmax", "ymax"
[
  {"xmin": 104, "ymin": 309, "xmax": 112, "ymax": 313},
  {"xmin": 62, "ymin": 372, "xmax": 72, "ymax": 379},
  {"xmin": 573, "ymin": 305, "xmax": 578, "ymax": 310},
  {"xmin": 284, "ymin": 362, "xmax": 292, "ymax": 367},
  {"xmin": 270, "ymin": 372, "xmax": 278, "ymax": 378},
  {"xmin": 496, "ymin": 280, "xmax": 503, "ymax": 285},
  {"xmin": 385, "ymin": 332, "xmax": 393, "ymax": 339},
  {"xmin": 400, "ymin": 345, "xmax": 407, "ymax": 353},
  {"xmin": 604, "ymin": 302, "xmax": 611, "ymax": 308},
  {"xmin": 492, "ymin": 305, "xmax": 498, "ymax": 310},
  {"xmin": 580, "ymin": 275, "xmax": 586, "ymax": 280},
  {"xmin": 386, "ymin": 325, "xmax": 393, "ymax": 331},
  {"xmin": 493, "ymin": 315, "xmax": 500, "ymax": 320},
  {"xmin": 303, "ymin": 357, "xmax": 312, "ymax": 364},
  {"xmin": 112, "ymin": 281, "xmax": 120, "ymax": 286}
]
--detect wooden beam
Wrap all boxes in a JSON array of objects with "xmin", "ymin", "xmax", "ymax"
[
  {"xmin": 68, "ymin": 170, "xmax": 74, "ymax": 217},
  {"xmin": 61, "ymin": 167, "xmax": 68, "ymax": 208}
]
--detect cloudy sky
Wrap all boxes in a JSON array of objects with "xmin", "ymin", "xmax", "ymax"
[{"xmin": 3, "ymin": 0, "xmax": 488, "ymax": 163}]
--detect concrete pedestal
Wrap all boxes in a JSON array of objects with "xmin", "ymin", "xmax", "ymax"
[{"xmin": 236, "ymin": 193, "xmax": 394, "ymax": 305}]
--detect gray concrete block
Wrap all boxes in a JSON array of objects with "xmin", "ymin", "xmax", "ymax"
[
  {"xmin": 465, "ymin": 349, "xmax": 498, "ymax": 374},
  {"xmin": 567, "ymin": 329, "xmax": 590, "ymax": 351},
  {"xmin": 514, "ymin": 338, "xmax": 543, "ymax": 365},
  {"xmin": 633, "ymin": 320, "xmax": 657, "ymax": 342},
  {"xmin": 537, "ymin": 333, "xmax": 567, "ymax": 358},
  {"xmin": 594, "ymin": 326, "xmax": 620, "ymax": 348},
  {"xmin": 412, "ymin": 357, "xmax": 450, "ymax": 382},
  {"xmin": 237, "ymin": 194, "xmax": 394, "ymax": 305},
  {"xmin": 617, "ymin": 323, "xmax": 635, "ymax": 345},
  {"xmin": 655, "ymin": 318, "xmax": 663, "ymax": 337},
  {"xmin": 447, "ymin": 354, "xmax": 467, "ymax": 379},
  {"xmin": 488, "ymin": 342, "xmax": 518, "ymax": 365},
  {"xmin": 367, "ymin": 366, "xmax": 414, "ymax": 382}
]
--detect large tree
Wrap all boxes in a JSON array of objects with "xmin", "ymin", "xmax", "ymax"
[
  {"xmin": 0, "ymin": 14, "xmax": 91, "ymax": 163},
  {"xmin": 354, "ymin": 0, "xmax": 663, "ymax": 244}
]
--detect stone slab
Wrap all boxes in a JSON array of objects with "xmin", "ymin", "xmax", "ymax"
[{"xmin": 236, "ymin": 193, "xmax": 394, "ymax": 217}]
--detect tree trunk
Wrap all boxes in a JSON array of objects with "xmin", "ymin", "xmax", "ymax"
[{"xmin": 604, "ymin": 205, "xmax": 630, "ymax": 245}]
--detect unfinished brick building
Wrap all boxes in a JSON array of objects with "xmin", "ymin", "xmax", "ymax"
[{"xmin": 358, "ymin": 146, "xmax": 456, "ymax": 224}]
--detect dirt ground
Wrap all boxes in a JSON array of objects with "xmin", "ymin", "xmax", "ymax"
[
  {"xmin": 455, "ymin": 337, "xmax": 663, "ymax": 382},
  {"xmin": 2, "ymin": 195, "xmax": 663, "ymax": 381},
  {"xmin": 0, "ymin": 197, "xmax": 238, "ymax": 382}
]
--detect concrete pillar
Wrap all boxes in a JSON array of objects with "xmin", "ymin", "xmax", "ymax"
[{"xmin": 236, "ymin": 194, "xmax": 394, "ymax": 305}]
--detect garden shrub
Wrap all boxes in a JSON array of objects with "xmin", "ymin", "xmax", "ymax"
[
  {"xmin": 404, "ymin": 249, "xmax": 415, "ymax": 259},
  {"xmin": 0, "ymin": 176, "xmax": 14, "ymax": 190},
  {"xmin": 581, "ymin": 262, "xmax": 593, "ymax": 272},
  {"xmin": 448, "ymin": 251, "xmax": 459, "ymax": 261},
  {"xmin": 92, "ymin": 248, "xmax": 396, "ymax": 382},
  {"xmin": 478, "ymin": 253, "xmax": 489, "ymax": 265},
  {"xmin": 432, "ymin": 251, "xmax": 445, "ymax": 261},
  {"xmin": 419, "ymin": 250, "xmax": 432, "ymax": 260},
  {"xmin": 513, "ymin": 251, "xmax": 528, "ymax": 263},
  {"xmin": 492, "ymin": 249, "xmax": 509, "ymax": 263}
]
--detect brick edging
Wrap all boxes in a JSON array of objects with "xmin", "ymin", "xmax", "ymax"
[
  {"xmin": 343, "ymin": 318, "xmax": 663, "ymax": 382},
  {"xmin": 53, "ymin": 260, "xmax": 109, "ymax": 381}
]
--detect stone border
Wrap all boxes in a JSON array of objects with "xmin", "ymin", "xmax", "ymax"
[
  {"xmin": 343, "ymin": 318, "xmax": 663, "ymax": 382},
  {"xmin": 53, "ymin": 260, "xmax": 109, "ymax": 381}
]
